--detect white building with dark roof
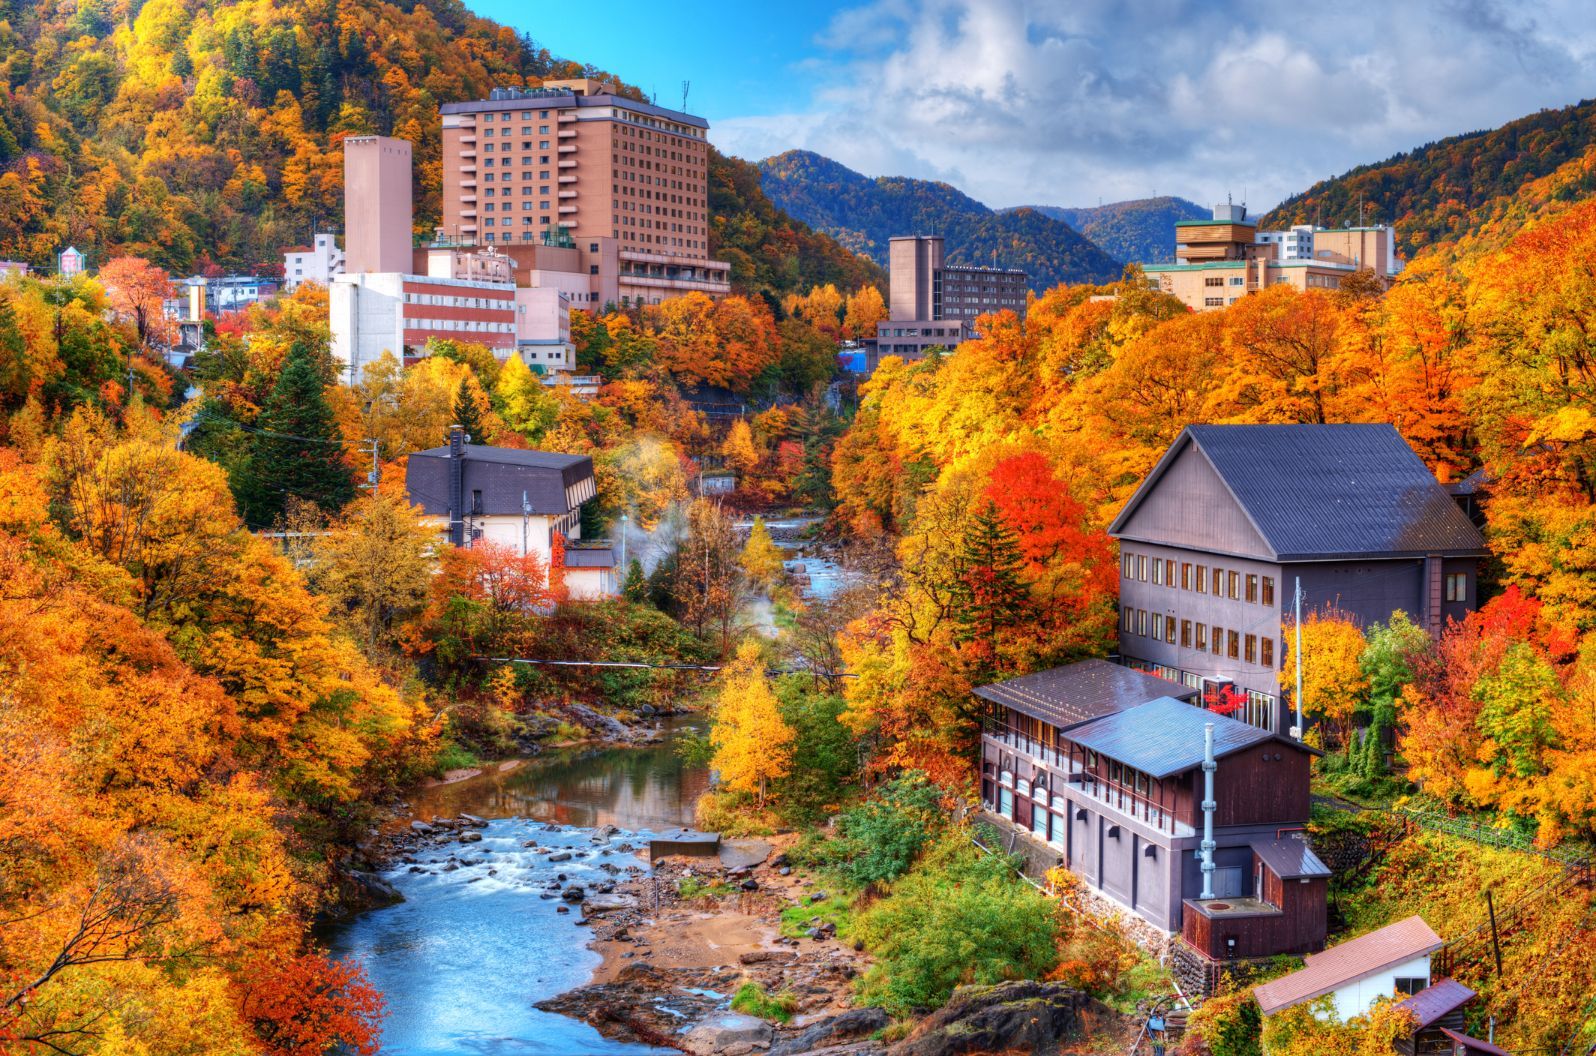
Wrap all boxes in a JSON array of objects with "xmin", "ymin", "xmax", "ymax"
[{"xmin": 404, "ymin": 426, "xmax": 616, "ymax": 598}]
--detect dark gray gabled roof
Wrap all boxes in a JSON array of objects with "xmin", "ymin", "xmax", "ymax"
[
  {"xmin": 1251, "ymin": 836, "xmax": 1332, "ymax": 880},
  {"xmin": 1398, "ymin": 978, "xmax": 1476, "ymax": 1028},
  {"xmin": 1109, "ymin": 424, "xmax": 1487, "ymax": 561},
  {"xmin": 1064, "ymin": 696, "xmax": 1304, "ymax": 778},
  {"xmin": 974, "ymin": 659, "xmax": 1198, "ymax": 729},
  {"xmin": 563, "ymin": 546, "xmax": 615, "ymax": 569},
  {"xmin": 405, "ymin": 444, "xmax": 594, "ymax": 517}
]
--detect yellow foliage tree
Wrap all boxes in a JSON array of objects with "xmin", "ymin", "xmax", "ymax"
[
  {"xmin": 709, "ymin": 641, "xmax": 795, "ymax": 806},
  {"xmin": 1284, "ymin": 609, "xmax": 1370, "ymax": 749}
]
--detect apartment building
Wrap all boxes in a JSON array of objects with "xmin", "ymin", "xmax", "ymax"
[
  {"xmin": 283, "ymin": 233, "xmax": 346, "ymax": 291},
  {"xmin": 1143, "ymin": 202, "xmax": 1404, "ymax": 311},
  {"xmin": 872, "ymin": 234, "xmax": 1026, "ymax": 368},
  {"xmin": 439, "ymin": 81, "xmax": 730, "ymax": 308},
  {"xmin": 1108, "ymin": 424, "xmax": 1486, "ymax": 734}
]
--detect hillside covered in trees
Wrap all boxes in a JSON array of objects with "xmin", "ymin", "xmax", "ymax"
[
  {"xmin": 1260, "ymin": 96, "xmax": 1596, "ymax": 257},
  {"xmin": 0, "ymin": 0, "xmax": 876, "ymax": 300},
  {"xmin": 756, "ymin": 149, "xmax": 1124, "ymax": 290},
  {"xmin": 1021, "ymin": 196, "xmax": 1208, "ymax": 264}
]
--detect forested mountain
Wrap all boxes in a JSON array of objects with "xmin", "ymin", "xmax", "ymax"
[
  {"xmin": 0, "ymin": 0, "xmax": 874, "ymax": 298},
  {"xmin": 1260, "ymin": 97, "xmax": 1596, "ymax": 256},
  {"xmin": 756, "ymin": 150, "xmax": 1123, "ymax": 290},
  {"xmin": 1020, "ymin": 197, "xmax": 1208, "ymax": 264}
]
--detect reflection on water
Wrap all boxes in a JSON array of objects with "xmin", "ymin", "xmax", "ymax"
[
  {"xmin": 326, "ymin": 720, "xmax": 708, "ymax": 1055},
  {"xmin": 408, "ymin": 719, "xmax": 710, "ymax": 831}
]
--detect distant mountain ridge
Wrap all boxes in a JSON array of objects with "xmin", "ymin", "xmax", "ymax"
[
  {"xmin": 756, "ymin": 151, "xmax": 1123, "ymax": 290},
  {"xmin": 1018, "ymin": 197, "xmax": 1209, "ymax": 264},
  {"xmin": 1260, "ymin": 97, "xmax": 1596, "ymax": 257}
]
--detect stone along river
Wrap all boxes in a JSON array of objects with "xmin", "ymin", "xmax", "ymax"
[{"xmin": 326, "ymin": 721, "xmax": 711, "ymax": 1055}]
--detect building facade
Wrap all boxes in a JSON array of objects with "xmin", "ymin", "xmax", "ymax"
[
  {"xmin": 344, "ymin": 136, "xmax": 414, "ymax": 274},
  {"xmin": 976, "ymin": 662, "xmax": 1327, "ymax": 951},
  {"xmin": 283, "ymin": 233, "xmax": 346, "ymax": 291},
  {"xmin": 871, "ymin": 234, "xmax": 1026, "ymax": 369},
  {"xmin": 1108, "ymin": 424, "xmax": 1487, "ymax": 734},
  {"xmin": 1143, "ymin": 203, "xmax": 1404, "ymax": 311},
  {"xmin": 330, "ymin": 271, "xmax": 518, "ymax": 383},
  {"xmin": 58, "ymin": 246, "xmax": 86, "ymax": 277},
  {"xmin": 405, "ymin": 428, "xmax": 617, "ymax": 599},
  {"xmin": 439, "ymin": 81, "xmax": 730, "ymax": 307}
]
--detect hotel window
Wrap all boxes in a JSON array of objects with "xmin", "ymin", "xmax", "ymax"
[
  {"xmin": 1166, "ymin": 616, "xmax": 1177, "ymax": 645},
  {"xmin": 1228, "ymin": 630, "xmax": 1240, "ymax": 659},
  {"xmin": 1137, "ymin": 555, "xmax": 1148, "ymax": 581},
  {"xmin": 1262, "ymin": 576, "xmax": 1276, "ymax": 606},
  {"xmin": 1445, "ymin": 572, "xmax": 1468, "ymax": 602},
  {"xmin": 1181, "ymin": 562, "xmax": 1191, "ymax": 590},
  {"xmin": 1262, "ymin": 637, "xmax": 1275, "ymax": 668},
  {"xmin": 1228, "ymin": 571, "xmax": 1240, "ymax": 600},
  {"xmin": 1122, "ymin": 553, "xmax": 1134, "ymax": 579},
  {"xmin": 1204, "ymin": 297, "xmax": 1224, "ymax": 307},
  {"xmin": 1152, "ymin": 560, "xmax": 1163, "ymax": 586},
  {"xmin": 1196, "ymin": 566, "xmax": 1207, "ymax": 594},
  {"xmin": 1181, "ymin": 620, "xmax": 1192, "ymax": 648},
  {"xmin": 1204, "ymin": 276, "xmax": 1224, "ymax": 287},
  {"xmin": 1123, "ymin": 606, "xmax": 1134, "ymax": 633},
  {"xmin": 1138, "ymin": 610, "xmax": 1148, "ymax": 637},
  {"xmin": 1151, "ymin": 613, "xmax": 1164, "ymax": 641},
  {"xmin": 1246, "ymin": 574, "xmax": 1258, "ymax": 603},
  {"xmin": 1196, "ymin": 624, "xmax": 1208, "ymax": 651},
  {"xmin": 1245, "ymin": 634, "xmax": 1257, "ymax": 664},
  {"xmin": 1211, "ymin": 626, "xmax": 1223, "ymax": 655},
  {"xmin": 1165, "ymin": 559, "xmax": 1176, "ymax": 586}
]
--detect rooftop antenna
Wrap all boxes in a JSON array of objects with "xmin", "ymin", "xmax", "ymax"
[{"xmin": 681, "ymin": 80, "xmax": 690, "ymax": 112}]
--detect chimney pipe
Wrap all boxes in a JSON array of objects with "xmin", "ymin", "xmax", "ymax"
[
  {"xmin": 448, "ymin": 424, "xmax": 466, "ymax": 546},
  {"xmin": 1199, "ymin": 722, "xmax": 1217, "ymax": 900}
]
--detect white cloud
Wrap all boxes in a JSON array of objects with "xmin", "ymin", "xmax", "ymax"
[{"xmin": 710, "ymin": 0, "xmax": 1596, "ymax": 211}]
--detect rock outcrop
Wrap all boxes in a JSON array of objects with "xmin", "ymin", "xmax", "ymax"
[{"xmin": 887, "ymin": 981, "xmax": 1096, "ymax": 1056}]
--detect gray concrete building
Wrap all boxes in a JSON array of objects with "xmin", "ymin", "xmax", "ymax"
[{"xmin": 1108, "ymin": 424, "xmax": 1487, "ymax": 734}]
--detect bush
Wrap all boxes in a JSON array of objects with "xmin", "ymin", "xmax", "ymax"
[
  {"xmin": 854, "ymin": 835, "xmax": 1060, "ymax": 1015},
  {"xmin": 822, "ymin": 771, "xmax": 944, "ymax": 886},
  {"xmin": 770, "ymin": 676, "xmax": 859, "ymax": 824},
  {"xmin": 430, "ymin": 740, "xmax": 480, "ymax": 775},
  {"xmin": 1182, "ymin": 986, "xmax": 1262, "ymax": 1056},
  {"xmin": 730, "ymin": 982, "xmax": 798, "ymax": 1023}
]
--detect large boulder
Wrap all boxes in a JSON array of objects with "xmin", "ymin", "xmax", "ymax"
[
  {"xmin": 770, "ymin": 1008, "xmax": 891, "ymax": 1055},
  {"xmin": 888, "ymin": 981, "xmax": 1093, "ymax": 1056},
  {"xmin": 344, "ymin": 871, "xmax": 404, "ymax": 913},
  {"xmin": 681, "ymin": 1011, "xmax": 775, "ymax": 1056}
]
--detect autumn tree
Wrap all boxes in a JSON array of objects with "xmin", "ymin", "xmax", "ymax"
[
  {"xmin": 310, "ymin": 488, "xmax": 436, "ymax": 656},
  {"xmin": 98, "ymin": 256, "xmax": 176, "ymax": 347},
  {"xmin": 1284, "ymin": 609, "xmax": 1370, "ymax": 749},
  {"xmin": 740, "ymin": 516, "xmax": 785, "ymax": 591},
  {"xmin": 667, "ymin": 498, "xmax": 749, "ymax": 654},
  {"xmin": 953, "ymin": 499, "xmax": 1032, "ymax": 679},
  {"xmin": 710, "ymin": 640, "xmax": 795, "ymax": 806},
  {"xmin": 240, "ymin": 954, "xmax": 384, "ymax": 1056},
  {"xmin": 843, "ymin": 284, "xmax": 887, "ymax": 340},
  {"xmin": 721, "ymin": 418, "xmax": 759, "ymax": 479}
]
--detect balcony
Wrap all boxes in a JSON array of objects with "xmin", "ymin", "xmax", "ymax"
[
  {"xmin": 558, "ymin": 204, "xmax": 578, "ymax": 215},
  {"xmin": 558, "ymin": 143, "xmax": 577, "ymax": 154},
  {"xmin": 558, "ymin": 189, "xmax": 577, "ymax": 199},
  {"xmin": 619, "ymin": 274, "xmax": 733, "ymax": 295},
  {"xmin": 558, "ymin": 174, "xmax": 578, "ymax": 184},
  {"xmin": 558, "ymin": 158, "xmax": 578, "ymax": 169},
  {"xmin": 558, "ymin": 127, "xmax": 577, "ymax": 139},
  {"xmin": 982, "ymin": 718, "xmax": 1196, "ymax": 837}
]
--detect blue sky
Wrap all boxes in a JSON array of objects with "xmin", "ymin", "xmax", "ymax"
[{"xmin": 470, "ymin": 1, "xmax": 1596, "ymax": 212}]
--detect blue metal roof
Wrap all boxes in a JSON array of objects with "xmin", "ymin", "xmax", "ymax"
[
  {"xmin": 974, "ymin": 659, "xmax": 1198, "ymax": 729},
  {"xmin": 1110, "ymin": 424, "xmax": 1487, "ymax": 561},
  {"xmin": 1064, "ymin": 697, "xmax": 1286, "ymax": 778}
]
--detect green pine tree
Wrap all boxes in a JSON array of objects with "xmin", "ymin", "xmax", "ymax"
[
  {"xmin": 240, "ymin": 342, "xmax": 355, "ymax": 526},
  {"xmin": 953, "ymin": 500, "xmax": 1031, "ymax": 676},
  {"xmin": 454, "ymin": 377, "xmax": 487, "ymax": 445},
  {"xmin": 622, "ymin": 558, "xmax": 649, "ymax": 603}
]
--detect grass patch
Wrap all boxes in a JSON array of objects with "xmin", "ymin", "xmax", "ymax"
[
  {"xmin": 676, "ymin": 876, "xmax": 735, "ymax": 900},
  {"xmin": 730, "ymin": 981, "xmax": 798, "ymax": 1023},
  {"xmin": 778, "ymin": 890, "xmax": 855, "ymax": 940},
  {"xmin": 431, "ymin": 740, "xmax": 480, "ymax": 774}
]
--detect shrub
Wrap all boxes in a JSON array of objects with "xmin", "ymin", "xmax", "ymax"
[
  {"xmin": 823, "ymin": 770, "xmax": 944, "ymax": 886},
  {"xmin": 854, "ymin": 835, "xmax": 1059, "ymax": 1015},
  {"xmin": 770, "ymin": 676, "xmax": 859, "ymax": 825},
  {"xmin": 730, "ymin": 982, "xmax": 798, "ymax": 1023}
]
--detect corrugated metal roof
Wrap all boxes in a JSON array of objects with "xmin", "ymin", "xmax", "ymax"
[
  {"xmin": 1398, "ymin": 978, "xmax": 1475, "ymax": 1027},
  {"xmin": 1111, "ymin": 424, "xmax": 1487, "ymax": 560},
  {"xmin": 1251, "ymin": 836, "xmax": 1332, "ymax": 880},
  {"xmin": 1062, "ymin": 697, "xmax": 1281, "ymax": 778},
  {"xmin": 1440, "ymin": 1028, "xmax": 1513, "ymax": 1056},
  {"xmin": 1254, "ymin": 915, "xmax": 1444, "ymax": 1015},
  {"xmin": 405, "ymin": 444, "xmax": 594, "ymax": 518},
  {"xmin": 973, "ymin": 660, "xmax": 1198, "ymax": 729},
  {"xmin": 563, "ymin": 547, "xmax": 615, "ymax": 569}
]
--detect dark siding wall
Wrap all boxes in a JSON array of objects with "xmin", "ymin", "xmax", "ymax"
[
  {"xmin": 1288, "ymin": 559, "xmax": 1426, "ymax": 631},
  {"xmin": 1213, "ymin": 744, "xmax": 1312, "ymax": 827},
  {"xmin": 1115, "ymin": 443, "xmax": 1273, "ymax": 558},
  {"xmin": 1100, "ymin": 818, "xmax": 1136, "ymax": 906}
]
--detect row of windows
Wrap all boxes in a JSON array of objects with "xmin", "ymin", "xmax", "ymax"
[
  {"xmin": 1123, "ymin": 553, "xmax": 1276, "ymax": 606},
  {"xmin": 402, "ymin": 292, "xmax": 510, "ymax": 309},
  {"xmin": 1121, "ymin": 607, "xmax": 1278, "ymax": 668},
  {"xmin": 404, "ymin": 318, "xmax": 515, "ymax": 334}
]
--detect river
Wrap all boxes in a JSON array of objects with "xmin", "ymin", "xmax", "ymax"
[{"xmin": 326, "ymin": 721, "xmax": 710, "ymax": 1055}]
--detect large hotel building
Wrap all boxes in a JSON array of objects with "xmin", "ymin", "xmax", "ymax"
[
  {"xmin": 1144, "ymin": 203, "xmax": 1404, "ymax": 311},
  {"xmin": 439, "ymin": 79, "xmax": 729, "ymax": 308},
  {"xmin": 872, "ymin": 235, "xmax": 1028, "ymax": 368}
]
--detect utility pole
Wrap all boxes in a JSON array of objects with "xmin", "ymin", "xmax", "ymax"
[
  {"xmin": 1293, "ymin": 577, "xmax": 1304, "ymax": 739},
  {"xmin": 360, "ymin": 439, "xmax": 380, "ymax": 490},
  {"xmin": 521, "ymin": 490, "xmax": 531, "ymax": 558}
]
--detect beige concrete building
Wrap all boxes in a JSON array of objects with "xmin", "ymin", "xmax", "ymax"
[
  {"xmin": 343, "ymin": 137, "xmax": 413, "ymax": 274},
  {"xmin": 1145, "ymin": 204, "xmax": 1403, "ymax": 311},
  {"xmin": 888, "ymin": 235, "xmax": 1027, "ymax": 323},
  {"xmin": 439, "ymin": 81, "xmax": 729, "ymax": 308}
]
